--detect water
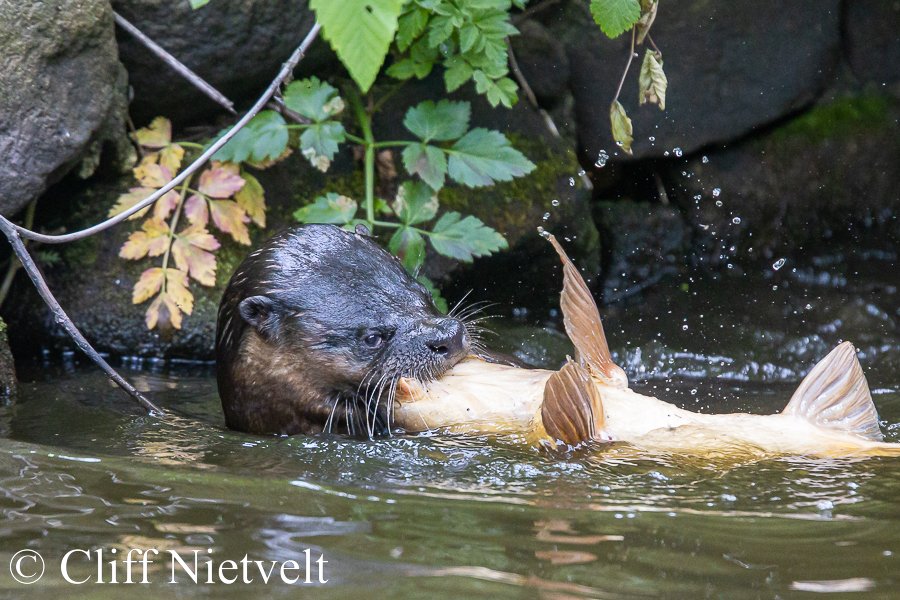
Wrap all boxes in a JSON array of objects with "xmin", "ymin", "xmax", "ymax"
[{"xmin": 1, "ymin": 258, "xmax": 899, "ymax": 598}]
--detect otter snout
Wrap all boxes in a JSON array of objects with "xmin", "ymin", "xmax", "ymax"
[{"xmin": 425, "ymin": 318, "xmax": 468, "ymax": 364}]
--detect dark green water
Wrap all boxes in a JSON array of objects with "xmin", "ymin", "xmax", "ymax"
[{"xmin": 1, "ymin": 251, "xmax": 899, "ymax": 599}]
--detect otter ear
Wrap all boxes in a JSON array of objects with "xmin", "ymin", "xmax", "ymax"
[{"xmin": 239, "ymin": 296, "xmax": 279, "ymax": 336}]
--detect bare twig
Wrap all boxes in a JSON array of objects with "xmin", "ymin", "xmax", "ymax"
[
  {"xmin": 0, "ymin": 216, "xmax": 164, "ymax": 416},
  {"xmin": 114, "ymin": 11, "xmax": 236, "ymax": 114},
  {"xmin": 266, "ymin": 96, "xmax": 311, "ymax": 125},
  {"xmin": 14, "ymin": 21, "xmax": 322, "ymax": 245},
  {"xmin": 646, "ymin": 34, "xmax": 661, "ymax": 55},
  {"xmin": 506, "ymin": 38, "xmax": 559, "ymax": 138},
  {"xmin": 613, "ymin": 27, "xmax": 637, "ymax": 102},
  {"xmin": 0, "ymin": 201, "xmax": 35, "ymax": 308}
]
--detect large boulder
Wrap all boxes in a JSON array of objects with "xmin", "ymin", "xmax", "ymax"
[
  {"xmin": 0, "ymin": 0, "xmax": 131, "ymax": 215},
  {"xmin": 844, "ymin": 0, "xmax": 900, "ymax": 86},
  {"xmin": 113, "ymin": 0, "xmax": 332, "ymax": 125},
  {"xmin": 563, "ymin": 0, "xmax": 842, "ymax": 164}
]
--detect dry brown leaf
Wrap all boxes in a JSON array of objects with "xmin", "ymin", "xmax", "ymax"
[{"xmin": 209, "ymin": 200, "xmax": 251, "ymax": 245}]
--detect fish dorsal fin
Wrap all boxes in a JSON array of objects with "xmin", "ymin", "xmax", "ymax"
[
  {"xmin": 782, "ymin": 342, "xmax": 882, "ymax": 442},
  {"xmin": 547, "ymin": 235, "xmax": 628, "ymax": 389},
  {"xmin": 542, "ymin": 361, "xmax": 606, "ymax": 445}
]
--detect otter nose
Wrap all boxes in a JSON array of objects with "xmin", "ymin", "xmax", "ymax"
[{"xmin": 425, "ymin": 320, "xmax": 467, "ymax": 360}]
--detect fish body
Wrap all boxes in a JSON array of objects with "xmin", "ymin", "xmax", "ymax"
[{"xmin": 393, "ymin": 235, "xmax": 900, "ymax": 459}]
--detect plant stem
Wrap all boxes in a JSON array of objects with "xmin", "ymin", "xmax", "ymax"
[
  {"xmin": 347, "ymin": 87, "xmax": 376, "ymax": 226},
  {"xmin": 159, "ymin": 176, "xmax": 193, "ymax": 292},
  {"xmin": 371, "ymin": 141, "xmax": 413, "ymax": 149},
  {"xmin": 178, "ymin": 141, "xmax": 206, "ymax": 150},
  {"xmin": 613, "ymin": 26, "xmax": 637, "ymax": 102},
  {"xmin": 343, "ymin": 133, "xmax": 368, "ymax": 145},
  {"xmin": 371, "ymin": 219, "xmax": 401, "ymax": 229}
]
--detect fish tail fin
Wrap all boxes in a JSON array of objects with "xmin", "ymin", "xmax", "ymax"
[
  {"xmin": 782, "ymin": 342, "xmax": 883, "ymax": 441},
  {"xmin": 542, "ymin": 361, "xmax": 607, "ymax": 446},
  {"xmin": 547, "ymin": 235, "xmax": 628, "ymax": 389}
]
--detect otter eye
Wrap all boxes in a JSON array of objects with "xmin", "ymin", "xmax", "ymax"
[{"xmin": 364, "ymin": 333, "xmax": 384, "ymax": 348}]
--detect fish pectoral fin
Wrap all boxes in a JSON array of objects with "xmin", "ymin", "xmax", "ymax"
[
  {"xmin": 542, "ymin": 361, "xmax": 607, "ymax": 445},
  {"xmin": 547, "ymin": 235, "xmax": 628, "ymax": 389},
  {"xmin": 782, "ymin": 341, "xmax": 883, "ymax": 442}
]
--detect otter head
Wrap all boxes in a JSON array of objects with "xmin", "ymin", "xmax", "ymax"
[{"xmin": 216, "ymin": 223, "xmax": 469, "ymax": 436}]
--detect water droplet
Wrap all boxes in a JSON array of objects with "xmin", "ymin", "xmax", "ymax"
[
  {"xmin": 551, "ymin": 199, "xmax": 560, "ymax": 207},
  {"xmin": 805, "ymin": 303, "xmax": 812, "ymax": 309},
  {"xmin": 569, "ymin": 177, "xmax": 575, "ymax": 186},
  {"xmin": 690, "ymin": 389, "xmax": 697, "ymax": 395},
  {"xmin": 577, "ymin": 169, "xmax": 586, "ymax": 176},
  {"xmin": 682, "ymin": 324, "xmax": 688, "ymax": 330},
  {"xmin": 773, "ymin": 258, "xmax": 786, "ymax": 270},
  {"xmin": 682, "ymin": 171, "xmax": 687, "ymax": 176},
  {"xmin": 694, "ymin": 194, "xmax": 701, "ymax": 201},
  {"xmin": 649, "ymin": 136, "xmax": 656, "ymax": 141},
  {"xmin": 732, "ymin": 217, "xmax": 741, "ymax": 224},
  {"xmin": 615, "ymin": 141, "xmax": 623, "ymax": 147},
  {"xmin": 722, "ymin": 494, "xmax": 737, "ymax": 502},
  {"xmin": 542, "ymin": 212, "xmax": 550, "ymax": 221},
  {"xmin": 536, "ymin": 226, "xmax": 544, "ymax": 234},
  {"xmin": 702, "ymin": 156, "xmax": 709, "ymax": 163},
  {"xmin": 712, "ymin": 188, "xmax": 721, "ymax": 197},
  {"xmin": 816, "ymin": 500, "xmax": 834, "ymax": 511},
  {"xmin": 715, "ymin": 200, "xmax": 723, "ymax": 207},
  {"xmin": 663, "ymin": 151, "xmax": 670, "ymax": 157},
  {"xmin": 674, "ymin": 147, "xmax": 683, "ymax": 157},
  {"xmin": 595, "ymin": 150, "xmax": 609, "ymax": 168}
]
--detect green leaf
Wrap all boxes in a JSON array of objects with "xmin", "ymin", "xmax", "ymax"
[
  {"xmin": 396, "ymin": 6, "xmax": 430, "ymax": 52},
  {"xmin": 444, "ymin": 56, "xmax": 474, "ymax": 92},
  {"xmin": 389, "ymin": 226, "xmax": 426, "ymax": 273},
  {"xmin": 386, "ymin": 58, "xmax": 419, "ymax": 80},
  {"xmin": 393, "ymin": 181, "xmax": 439, "ymax": 225},
  {"xmin": 427, "ymin": 212, "xmax": 507, "ymax": 262},
  {"xmin": 417, "ymin": 275, "xmax": 448, "ymax": 313},
  {"xmin": 283, "ymin": 78, "xmax": 341, "ymax": 121},
  {"xmin": 310, "ymin": 0, "xmax": 405, "ymax": 92},
  {"xmin": 212, "ymin": 111, "xmax": 288, "ymax": 163},
  {"xmin": 294, "ymin": 193, "xmax": 358, "ymax": 224},
  {"xmin": 610, "ymin": 100, "xmax": 634, "ymax": 154},
  {"xmin": 638, "ymin": 49, "xmax": 667, "ymax": 110},
  {"xmin": 189, "ymin": 0, "xmax": 210, "ymax": 8},
  {"xmin": 590, "ymin": 0, "xmax": 641, "ymax": 38},
  {"xmin": 473, "ymin": 71, "xmax": 517, "ymax": 108},
  {"xmin": 446, "ymin": 128, "xmax": 535, "ymax": 187},
  {"xmin": 402, "ymin": 143, "xmax": 448, "ymax": 190},
  {"xmin": 404, "ymin": 100, "xmax": 470, "ymax": 142},
  {"xmin": 300, "ymin": 122, "xmax": 345, "ymax": 161}
]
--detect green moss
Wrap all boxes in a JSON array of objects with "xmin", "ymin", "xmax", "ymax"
[{"xmin": 776, "ymin": 95, "xmax": 892, "ymax": 143}]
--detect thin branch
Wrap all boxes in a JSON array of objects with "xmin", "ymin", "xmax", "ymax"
[
  {"xmin": 646, "ymin": 34, "xmax": 661, "ymax": 55},
  {"xmin": 613, "ymin": 27, "xmax": 637, "ymax": 102},
  {"xmin": 114, "ymin": 11, "xmax": 236, "ymax": 114},
  {"xmin": 0, "ymin": 201, "xmax": 36, "ymax": 308},
  {"xmin": 0, "ymin": 216, "xmax": 164, "ymax": 416},
  {"xmin": 266, "ymin": 95, "xmax": 312, "ymax": 125},
  {"xmin": 14, "ymin": 21, "xmax": 323, "ymax": 245},
  {"xmin": 506, "ymin": 38, "xmax": 560, "ymax": 138}
]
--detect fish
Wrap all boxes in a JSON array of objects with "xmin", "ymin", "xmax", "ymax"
[{"xmin": 393, "ymin": 235, "xmax": 900, "ymax": 458}]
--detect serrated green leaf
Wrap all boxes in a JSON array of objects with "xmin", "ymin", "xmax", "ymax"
[
  {"xmin": 446, "ymin": 128, "xmax": 535, "ymax": 187},
  {"xmin": 386, "ymin": 58, "xmax": 419, "ymax": 80},
  {"xmin": 300, "ymin": 122, "xmax": 345, "ymax": 161},
  {"xmin": 396, "ymin": 6, "xmax": 430, "ymax": 51},
  {"xmin": 283, "ymin": 78, "xmax": 340, "ymax": 121},
  {"xmin": 393, "ymin": 181, "xmax": 439, "ymax": 225},
  {"xmin": 311, "ymin": 0, "xmax": 404, "ymax": 92},
  {"xmin": 402, "ymin": 143, "xmax": 448, "ymax": 190},
  {"xmin": 417, "ymin": 275, "xmax": 448, "ymax": 313},
  {"xmin": 590, "ymin": 0, "xmax": 641, "ymax": 38},
  {"xmin": 473, "ymin": 71, "xmax": 517, "ymax": 108},
  {"xmin": 212, "ymin": 111, "xmax": 288, "ymax": 163},
  {"xmin": 189, "ymin": 0, "xmax": 210, "ymax": 8},
  {"xmin": 444, "ymin": 56, "xmax": 474, "ymax": 91},
  {"xmin": 427, "ymin": 212, "xmax": 507, "ymax": 262},
  {"xmin": 389, "ymin": 226, "xmax": 426, "ymax": 273},
  {"xmin": 294, "ymin": 193, "xmax": 358, "ymax": 224},
  {"xmin": 638, "ymin": 49, "xmax": 666, "ymax": 110},
  {"xmin": 459, "ymin": 24, "xmax": 481, "ymax": 53},
  {"xmin": 404, "ymin": 100, "xmax": 470, "ymax": 142},
  {"xmin": 610, "ymin": 100, "xmax": 634, "ymax": 154},
  {"xmin": 427, "ymin": 14, "xmax": 456, "ymax": 46}
]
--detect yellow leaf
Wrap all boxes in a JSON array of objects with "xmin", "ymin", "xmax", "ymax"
[
  {"xmin": 153, "ymin": 190, "xmax": 181, "ymax": 221},
  {"xmin": 183, "ymin": 194, "xmax": 209, "ymax": 227},
  {"xmin": 172, "ymin": 225, "xmax": 219, "ymax": 286},
  {"xmin": 109, "ymin": 187, "xmax": 155, "ymax": 220},
  {"xmin": 133, "ymin": 268, "xmax": 164, "ymax": 304},
  {"xmin": 199, "ymin": 162, "xmax": 245, "ymax": 198},
  {"xmin": 610, "ymin": 100, "xmax": 634, "ymax": 155},
  {"xmin": 134, "ymin": 162, "xmax": 172, "ymax": 189},
  {"xmin": 145, "ymin": 293, "xmax": 164, "ymax": 330},
  {"xmin": 638, "ymin": 49, "xmax": 667, "ymax": 110},
  {"xmin": 209, "ymin": 200, "xmax": 251, "ymax": 245},
  {"xmin": 119, "ymin": 218, "xmax": 170, "ymax": 260},
  {"xmin": 163, "ymin": 294, "xmax": 184, "ymax": 329},
  {"xmin": 165, "ymin": 269, "xmax": 193, "ymax": 316},
  {"xmin": 159, "ymin": 144, "xmax": 185, "ymax": 173},
  {"xmin": 636, "ymin": 0, "xmax": 658, "ymax": 45},
  {"xmin": 234, "ymin": 171, "xmax": 266, "ymax": 227},
  {"xmin": 133, "ymin": 117, "xmax": 172, "ymax": 149}
]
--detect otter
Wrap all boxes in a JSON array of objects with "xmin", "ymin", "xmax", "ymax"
[{"xmin": 215, "ymin": 223, "xmax": 474, "ymax": 437}]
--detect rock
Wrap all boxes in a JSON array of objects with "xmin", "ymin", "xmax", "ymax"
[
  {"xmin": 508, "ymin": 20, "xmax": 570, "ymax": 107},
  {"xmin": 665, "ymin": 93, "xmax": 900, "ymax": 269},
  {"xmin": 0, "ymin": 318, "xmax": 16, "ymax": 395},
  {"xmin": 845, "ymin": 0, "xmax": 900, "ymax": 86},
  {"xmin": 113, "ymin": 0, "xmax": 332, "ymax": 125},
  {"xmin": 593, "ymin": 201, "xmax": 687, "ymax": 305},
  {"xmin": 565, "ymin": 0, "xmax": 841, "ymax": 164},
  {"xmin": 0, "ymin": 0, "xmax": 131, "ymax": 216}
]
